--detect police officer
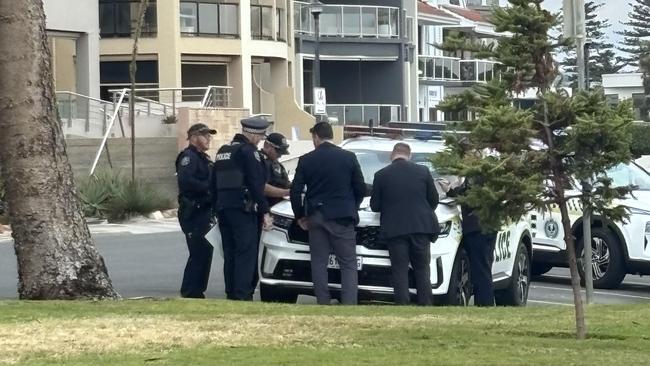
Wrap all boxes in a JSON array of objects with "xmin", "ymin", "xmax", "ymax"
[
  {"xmin": 213, "ymin": 117, "xmax": 272, "ymax": 301},
  {"xmin": 261, "ymin": 132, "xmax": 291, "ymax": 206},
  {"xmin": 176, "ymin": 123, "xmax": 217, "ymax": 299}
]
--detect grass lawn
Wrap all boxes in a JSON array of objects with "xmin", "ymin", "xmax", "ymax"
[{"xmin": 0, "ymin": 300, "xmax": 649, "ymax": 365}]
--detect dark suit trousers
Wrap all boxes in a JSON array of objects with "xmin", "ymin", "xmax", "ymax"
[
  {"xmin": 464, "ymin": 231, "xmax": 497, "ymax": 306},
  {"xmin": 308, "ymin": 211, "xmax": 358, "ymax": 305},
  {"xmin": 387, "ymin": 234, "xmax": 432, "ymax": 306}
]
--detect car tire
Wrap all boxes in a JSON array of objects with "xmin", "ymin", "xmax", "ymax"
[
  {"xmin": 495, "ymin": 240, "xmax": 530, "ymax": 306},
  {"xmin": 259, "ymin": 283, "xmax": 298, "ymax": 303},
  {"xmin": 577, "ymin": 227, "xmax": 626, "ymax": 290},
  {"xmin": 437, "ymin": 247, "xmax": 472, "ymax": 306},
  {"xmin": 531, "ymin": 263, "xmax": 553, "ymax": 277}
]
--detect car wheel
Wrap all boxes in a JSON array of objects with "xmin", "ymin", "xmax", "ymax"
[
  {"xmin": 531, "ymin": 263, "xmax": 553, "ymax": 277},
  {"xmin": 438, "ymin": 247, "xmax": 472, "ymax": 306},
  {"xmin": 259, "ymin": 283, "xmax": 298, "ymax": 303},
  {"xmin": 577, "ymin": 227, "xmax": 626, "ymax": 290},
  {"xmin": 495, "ymin": 241, "xmax": 530, "ymax": 306}
]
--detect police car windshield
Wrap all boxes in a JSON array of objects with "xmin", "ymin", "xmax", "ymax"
[
  {"xmin": 349, "ymin": 149, "xmax": 440, "ymax": 185},
  {"xmin": 606, "ymin": 162, "xmax": 650, "ymax": 191}
]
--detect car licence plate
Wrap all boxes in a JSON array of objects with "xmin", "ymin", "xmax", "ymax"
[{"xmin": 327, "ymin": 254, "xmax": 363, "ymax": 270}]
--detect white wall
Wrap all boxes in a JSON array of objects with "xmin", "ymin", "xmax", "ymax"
[
  {"xmin": 603, "ymin": 73, "xmax": 644, "ymax": 100},
  {"xmin": 44, "ymin": 0, "xmax": 100, "ymax": 99}
]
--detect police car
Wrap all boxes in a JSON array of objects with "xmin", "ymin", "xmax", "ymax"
[
  {"xmin": 529, "ymin": 161, "xmax": 650, "ymax": 289},
  {"xmin": 259, "ymin": 136, "xmax": 533, "ymax": 305}
]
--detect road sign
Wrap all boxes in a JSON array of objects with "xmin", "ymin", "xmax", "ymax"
[{"xmin": 313, "ymin": 87, "xmax": 327, "ymax": 115}]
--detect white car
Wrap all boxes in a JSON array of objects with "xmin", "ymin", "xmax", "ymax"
[
  {"xmin": 530, "ymin": 162, "xmax": 650, "ymax": 289},
  {"xmin": 259, "ymin": 137, "xmax": 533, "ymax": 305}
]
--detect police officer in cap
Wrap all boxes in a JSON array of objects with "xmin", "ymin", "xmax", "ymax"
[
  {"xmin": 261, "ymin": 132, "xmax": 291, "ymax": 206},
  {"xmin": 213, "ymin": 116, "xmax": 272, "ymax": 301},
  {"xmin": 176, "ymin": 123, "xmax": 217, "ymax": 299}
]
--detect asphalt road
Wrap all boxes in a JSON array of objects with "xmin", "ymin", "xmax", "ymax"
[{"xmin": 2, "ymin": 231, "xmax": 650, "ymax": 305}]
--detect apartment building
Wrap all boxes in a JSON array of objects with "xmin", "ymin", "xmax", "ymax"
[
  {"xmin": 98, "ymin": 0, "xmax": 295, "ymax": 116},
  {"xmin": 44, "ymin": 0, "xmax": 101, "ymax": 99}
]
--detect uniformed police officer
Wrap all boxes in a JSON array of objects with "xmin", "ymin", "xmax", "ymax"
[
  {"xmin": 176, "ymin": 123, "xmax": 217, "ymax": 299},
  {"xmin": 213, "ymin": 117, "xmax": 273, "ymax": 301},
  {"xmin": 261, "ymin": 132, "xmax": 291, "ymax": 207}
]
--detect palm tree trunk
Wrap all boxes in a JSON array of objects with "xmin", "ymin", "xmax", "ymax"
[{"xmin": 0, "ymin": 1, "xmax": 118, "ymax": 299}]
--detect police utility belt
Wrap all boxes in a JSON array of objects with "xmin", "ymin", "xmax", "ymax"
[{"xmin": 214, "ymin": 142, "xmax": 258, "ymax": 213}]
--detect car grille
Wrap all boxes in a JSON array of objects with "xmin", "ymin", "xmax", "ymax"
[
  {"xmin": 270, "ymin": 259, "xmax": 416, "ymax": 288},
  {"xmin": 287, "ymin": 224, "xmax": 386, "ymax": 251}
]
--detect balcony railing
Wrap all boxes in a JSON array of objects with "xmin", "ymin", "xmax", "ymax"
[
  {"xmin": 418, "ymin": 56, "xmax": 499, "ymax": 83},
  {"xmin": 304, "ymin": 104, "xmax": 401, "ymax": 126},
  {"xmin": 294, "ymin": 1, "xmax": 400, "ymax": 38}
]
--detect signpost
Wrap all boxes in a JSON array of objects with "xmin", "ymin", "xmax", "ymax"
[
  {"xmin": 564, "ymin": 0, "xmax": 593, "ymax": 305},
  {"xmin": 313, "ymin": 87, "xmax": 327, "ymax": 115}
]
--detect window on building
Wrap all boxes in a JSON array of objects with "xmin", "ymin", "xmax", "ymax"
[
  {"xmin": 361, "ymin": 8, "xmax": 377, "ymax": 36},
  {"xmin": 377, "ymin": 8, "xmax": 390, "ymax": 37},
  {"xmin": 277, "ymin": 7, "xmax": 286, "ymax": 41},
  {"xmin": 180, "ymin": 1, "xmax": 239, "ymax": 37},
  {"xmin": 99, "ymin": 0, "xmax": 157, "ymax": 38},
  {"xmin": 321, "ymin": 6, "xmax": 342, "ymax": 36},
  {"xmin": 181, "ymin": 63, "xmax": 228, "ymax": 102},
  {"xmin": 99, "ymin": 60, "xmax": 159, "ymax": 101},
  {"xmin": 251, "ymin": 5, "xmax": 273, "ymax": 40},
  {"xmin": 449, "ymin": 0, "xmax": 462, "ymax": 5}
]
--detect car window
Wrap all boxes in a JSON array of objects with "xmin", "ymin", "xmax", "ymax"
[
  {"xmin": 349, "ymin": 149, "xmax": 442, "ymax": 184},
  {"xmin": 606, "ymin": 163, "xmax": 650, "ymax": 191}
]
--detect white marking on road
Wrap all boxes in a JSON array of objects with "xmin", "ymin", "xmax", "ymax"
[
  {"xmin": 528, "ymin": 300, "xmax": 573, "ymax": 306},
  {"xmin": 532, "ymin": 284, "xmax": 650, "ymax": 300}
]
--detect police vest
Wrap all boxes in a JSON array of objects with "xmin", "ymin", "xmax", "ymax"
[{"xmin": 214, "ymin": 142, "xmax": 245, "ymax": 194}]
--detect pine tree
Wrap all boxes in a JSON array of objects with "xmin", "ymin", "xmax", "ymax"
[
  {"xmin": 560, "ymin": 1, "xmax": 626, "ymax": 87},
  {"xmin": 435, "ymin": 0, "xmax": 633, "ymax": 340},
  {"xmin": 617, "ymin": 0, "xmax": 650, "ymax": 68}
]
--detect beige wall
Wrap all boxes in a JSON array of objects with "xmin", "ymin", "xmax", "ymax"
[
  {"xmin": 176, "ymin": 107, "xmax": 251, "ymax": 158},
  {"xmin": 50, "ymin": 37, "xmax": 77, "ymax": 92}
]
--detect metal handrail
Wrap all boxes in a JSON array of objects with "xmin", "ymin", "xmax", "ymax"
[
  {"xmin": 200, "ymin": 85, "xmax": 233, "ymax": 107},
  {"xmin": 89, "ymin": 88, "xmax": 128, "ymax": 176}
]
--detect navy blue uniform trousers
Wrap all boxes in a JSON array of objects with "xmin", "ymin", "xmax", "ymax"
[
  {"xmin": 219, "ymin": 208, "xmax": 260, "ymax": 301},
  {"xmin": 464, "ymin": 231, "xmax": 497, "ymax": 306},
  {"xmin": 179, "ymin": 212, "xmax": 213, "ymax": 299}
]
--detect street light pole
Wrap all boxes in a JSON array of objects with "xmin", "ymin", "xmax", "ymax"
[{"xmin": 311, "ymin": 0, "xmax": 323, "ymax": 118}]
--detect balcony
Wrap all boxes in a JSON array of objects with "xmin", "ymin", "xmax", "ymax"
[
  {"xmin": 294, "ymin": 1, "xmax": 400, "ymax": 39},
  {"xmin": 418, "ymin": 56, "xmax": 498, "ymax": 83},
  {"xmin": 304, "ymin": 104, "xmax": 401, "ymax": 126}
]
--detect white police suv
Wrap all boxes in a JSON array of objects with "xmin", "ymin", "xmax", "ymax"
[
  {"xmin": 259, "ymin": 136, "xmax": 533, "ymax": 305},
  {"xmin": 530, "ymin": 162, "xmax": 650, "ymax": 289}
]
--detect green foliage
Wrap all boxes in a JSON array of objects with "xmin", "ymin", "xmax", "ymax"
[
  {"xmin": 77, "ymin": 169, "xmax": 171, "ymax": 222},
  {"xmin": 628, "ymin": 122, "xmax": 650, "ymax": 157},
  {"xmin": 617, "ymin": 0, "xmax": 650, "ymax": 67},
  {"xmin": 434, "ymin": 0, "xmax": 635, "ymax": 233}
]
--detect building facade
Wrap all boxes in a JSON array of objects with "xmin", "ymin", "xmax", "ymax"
[
  {"xmin": 44, "ymin": 0, "xmax": 101, "ymax": 99},
  {"xmin": 98, "ymin": 0, "xmax": 295, "ymax": 116}
]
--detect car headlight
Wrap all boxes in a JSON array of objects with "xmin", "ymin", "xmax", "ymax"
[
  {"xmin": 271, "ymin": 214, "xmax": 293, "ymax": 230},
  {"xmin": 439, "ymin": 221, "xmax": 452, "ymax": 238},
  {"xmin": 628, "ymin": 207, "xmax": 650, "ymax": 216}
]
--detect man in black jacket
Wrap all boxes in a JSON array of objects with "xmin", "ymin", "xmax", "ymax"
[
  {"xmin": 290, "ymin": 122, "xmax": 366, "ymax": 305},
  {"xmin": 370, "ymin": 143, "xmax": 439, "ymax": 305},
  {"xmin": 445, "ymin": 178, "xmax": 497, "ymax": 306}
]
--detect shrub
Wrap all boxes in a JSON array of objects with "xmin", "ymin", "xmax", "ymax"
[
  {"xmin": 629, "ymin": 123, "xmax": 650, "ymax": 158},
  {"xmin": 78, "ymin": 169, "xmax": 171, "ymax": 222}
]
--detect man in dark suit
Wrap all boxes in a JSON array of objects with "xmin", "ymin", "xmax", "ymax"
[
  {"xmin": 370, "ymin": 143, "xmax": 439, "ymax": 306},
  {"xmin": 290, "ymin": 122, "xmax": 366, "ymax": 305}
]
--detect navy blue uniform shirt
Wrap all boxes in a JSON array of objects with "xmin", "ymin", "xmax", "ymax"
[{"xmin": 176, "ymin": 144, "xmax": 212, "ymax": 201}]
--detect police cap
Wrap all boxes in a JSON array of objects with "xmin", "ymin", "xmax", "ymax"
[
  {"xmin": 187, "ymin": 123, "xmax": 217, "ymax": 139},
  {"xmin": 266, "ymin": 132, "xmax": 290, "ymax": 155},
  {"xmin": 241, "ymin": 116, "xmax": 271, "ymax": 135}
]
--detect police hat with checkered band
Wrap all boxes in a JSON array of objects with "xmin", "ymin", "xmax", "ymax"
[{"xmin": 241, "ymin": 116, "xmax": 271, "ymax": 136}]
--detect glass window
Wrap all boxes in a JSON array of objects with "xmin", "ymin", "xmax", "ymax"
[
  {"xmin": 363, "ymin": 106, "xmax": 379, "ymax": 126},
  {"xmin": 362, "ymin": 8, "xmax": 377, "ymax": 36},
  {"xmin": 300, "ymin": 3, "xmax": 311, "ymax": 33},
  {"xmin": 262, "ymin": 6, "xmax": 273, "ymax": 38},
  {"xmin": 390, "ymin": 8, "xmax": 399, "ymax": 37},
  {"xmin": 294, "ymin": 3, "xmax": 301, "ymax": 32},
  {"xmin": 320, "ymin": 6, "xmax": 342, "ymax": 35},
  {"xmin": 115, "ymin": 3, "xmax": 131, "ymax": 35},
  {"xmin": 99, "ymin": 4, "xmax": 115, "ymax": 35},
  {"xmin": 378, "ymin": 8, "xmax": 390, "ymax": 37},
  {"xmin": 349, "ymin": 149, "xmax": 442, "ymax": 185},
  {"xmin": 219, "ymin": 4, "xmax": 238, "ymax": 35},
  {"xmin": 251, "ymin": 5, "xmax": 261, "ymax": 38},
  {"xmin": 198, "ymin": 3, "xmax": 219, "ymax": 34},
  {"xmin": 345, "ymin": 106, "xmax": 363, "ymax": 125},
  {"xmin": 180, "ymin": 3, "xmax": 198, "ymax": 33},
  {"xmin": 343, "ymin": 7, "xmax": 360, "ymax": 36},
  {"xmin": 277, "ymin": 8, "xmax": 286, "ymax": 40},
  {"xmin": 606, "ymin": 163, "xmax": 650, "ymax": 190}
]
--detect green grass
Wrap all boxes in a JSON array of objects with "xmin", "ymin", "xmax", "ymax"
[{"xmin": 1, "ymin": 300, "xmax": 649, "ymax": 365}]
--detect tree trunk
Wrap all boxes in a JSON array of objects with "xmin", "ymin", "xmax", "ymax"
[
  {"xmin": 558, "ymin": 200, "xmax": 587, "ymax": 339},
  {"xmin": 0, "ymin": 1, "xmax": 118, "ymax": 299},
  {"xmin": 129, "ymin": 0, "xmax": 150, "ymax": 182}
]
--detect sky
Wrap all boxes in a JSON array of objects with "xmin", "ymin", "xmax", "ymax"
[{"xmin": 541, "ymin": 0, "xmax": 631, "ymax": 44}]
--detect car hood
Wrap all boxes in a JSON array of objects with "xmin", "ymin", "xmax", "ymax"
[{"xmin": 270, "ymin": 197, "xmax": 459, "ymax": 226}]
